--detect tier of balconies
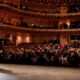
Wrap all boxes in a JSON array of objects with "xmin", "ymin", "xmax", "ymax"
[{"xmin": 0, "ymin": 1, "xmax": 80, "ymax": 34}]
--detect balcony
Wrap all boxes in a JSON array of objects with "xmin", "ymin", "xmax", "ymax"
[{"xmin": 0, "ymin": 3, "xmax": 80, "ymax": 19}]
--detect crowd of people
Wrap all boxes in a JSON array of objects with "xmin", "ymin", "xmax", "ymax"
[{"xmin": 0, "ymin": 43, "xmax": 80, "ymax": 67}]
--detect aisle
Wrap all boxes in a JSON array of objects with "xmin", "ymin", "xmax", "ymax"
[{"xmin": 0, "ymin": 64, "xmax": 80, "ymax": 80}]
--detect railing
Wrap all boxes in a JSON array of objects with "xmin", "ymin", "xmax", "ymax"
[{"xmin": 0, "ymin": 23, "xmax": 80, "ymax": 33}]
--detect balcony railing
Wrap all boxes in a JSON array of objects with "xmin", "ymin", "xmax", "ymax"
[{"xmin": 0, "ymin": 23, "xmax": 80, "ymax": 34}]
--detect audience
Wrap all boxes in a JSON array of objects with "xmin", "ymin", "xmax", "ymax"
[{"xmin": 0, "ymin": 42, "xmax": 80, "ymax": 67}]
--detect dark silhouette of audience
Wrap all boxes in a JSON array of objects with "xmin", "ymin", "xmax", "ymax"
[{"xmin": 0, "ymin": 42, "xmax": 80, "ymax": 67}]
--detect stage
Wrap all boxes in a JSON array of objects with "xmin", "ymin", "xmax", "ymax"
[{"xmin": 0, "ymin": 64, "xmax": 80, "ymax": 80}]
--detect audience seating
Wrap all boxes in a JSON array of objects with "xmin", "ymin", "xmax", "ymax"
[{"xmin": 0, "ymin": 42, "xmax": 80, "ymax": 67}]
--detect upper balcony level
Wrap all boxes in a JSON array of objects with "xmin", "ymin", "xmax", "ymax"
[
  {"xmin": 0, "ymin": 3, "xmax": 80, "ymax": 19},
  {"xmin": 0, "ymin": 0, "xmax": 80, "ymax": 14},
  {"xmin": 0, "ymin": 3, "xmax": 80, "ymax": 27}
]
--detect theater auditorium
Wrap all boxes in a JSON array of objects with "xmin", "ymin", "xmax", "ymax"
[{"xmin": 0, "ymin": 0, "xmax": 80, "ymax": 80}]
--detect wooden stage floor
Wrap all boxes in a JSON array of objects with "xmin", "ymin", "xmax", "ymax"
[{"xmin": 0, "ymin": 64, "xmax": 80, "ymax": 80}]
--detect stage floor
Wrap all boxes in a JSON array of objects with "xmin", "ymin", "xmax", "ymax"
[{"xmin": 0, "ymin": 64, "xmax": 80, "ymax": 80}]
